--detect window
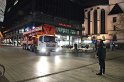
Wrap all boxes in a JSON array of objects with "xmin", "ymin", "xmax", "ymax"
[
  {"xmin": 113, "ymin": 17, "xmax": 117, "ymax": 23},
  {"xmin": 101, "ymin": 9, "xmax": 106, "ymax": 34},
  {"xmin": 94, "ymin": 10, "xmax": 97, "ymax": 34},
  {"xmin": 113, "ymin": 25, "xmax": 116, "ymax": 31},
  {"xmin": 88, "ymin": 11, "xmax": 90, "ymax": 35},
  {"xmin": 44, "ymin": 36, "xmax": 55, "ymax": 42},
  {"xmin": 39, "ymin": 36, "xmax": 43, "ymax": 42}
]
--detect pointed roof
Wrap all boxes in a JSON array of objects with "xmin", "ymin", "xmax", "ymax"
[{"xmin": 108, "ymin": 4, "xmax": 123, "ymax": 15}]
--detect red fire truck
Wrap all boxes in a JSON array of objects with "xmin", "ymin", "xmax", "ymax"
[{"xmin": 22, "ymin": 24, "xmax": 60, "ymax": 55}]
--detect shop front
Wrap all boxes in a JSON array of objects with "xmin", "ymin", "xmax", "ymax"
[
  {"xmin": 55, "ymin": 26, "xmax": 81, "ymax": 48},
  {"xmin": 3, "ymin": 28, "xmax": 24, "ymax": 46},
  {"xmin": 3, "ymin": 14, "xmax": 82, "ymax": 47}
]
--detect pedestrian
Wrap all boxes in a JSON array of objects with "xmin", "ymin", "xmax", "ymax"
[
  {"xmin": 95, "ymin": 40, "xmax": 97, "ymax": 51},
  {"xmin": 110, "ymin": 40, "xmax": 113, "ymax": 51},
  {"xmin": 112, "ymin": 42, "xmax": 115, "ymax": 50},
  {"xmin": 74, "ymin": 43, "xmax": 77, "ymax": 50},
  {"xmin": 14, "ymin": 41, "xmax": 16, "ymax": 46},
  {"xmin": 96, "ymin": 39, "xmax": 106, "ymax": 75},
  {"xmin": 85, "ymin": 44, "xmax": 89, "ymax": 53}
]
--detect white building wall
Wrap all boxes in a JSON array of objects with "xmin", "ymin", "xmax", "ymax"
[
  {"xmin": 97, "ymin": 9, "xmax": 101, "ymax": 34},
  {"xmin": 83, "ymin": 0, "xmax": 124, "ymax": 44},
  {"xmin": 84, "ymin": 5, "xmax": 109, "ymax": 42},
  {"xmin": 90, "ymin": 9, "xmax": 94, "ymax": 34},
  {"xmin": 109, "ymin": 0, "xmax": 124, "ymax": 43},
  {"xmin": 85, "ymin": 11, "xmax": 88, "ymax": 35}
]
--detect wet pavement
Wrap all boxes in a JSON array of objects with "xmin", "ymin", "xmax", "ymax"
[{"xmin": 0, "ymin": 46, "xmax": 124, "ymax": 82}]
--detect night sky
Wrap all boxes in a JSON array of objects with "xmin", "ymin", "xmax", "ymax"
[{"xmin": 4, "ymin": 0, "xmax": 109, "ymax": 27}]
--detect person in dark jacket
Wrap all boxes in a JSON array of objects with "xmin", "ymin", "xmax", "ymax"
[
  {"xmin": 74, "ymin": 43, "xmax": 77, "ymax": 50},
  {"xmin": 96, "ymin": 39, "xmax": 106, "ymax": 75}
]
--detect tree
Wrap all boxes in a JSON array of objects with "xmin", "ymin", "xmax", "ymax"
[{"xmin": 113, "ymin": 13, "xmax": 124, "ymax": 33}]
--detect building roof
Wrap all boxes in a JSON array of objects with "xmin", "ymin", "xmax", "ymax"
[{"xmin": 108, "ymin": 4, "xmax": 124, "ymax": 15}]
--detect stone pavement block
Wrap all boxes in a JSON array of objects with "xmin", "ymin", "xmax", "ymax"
[
  {"xmin": 24, "ymin": 55, "xmax": 124, "ymax": 82},
  {"xmin": 27, "ymin": 57, "xmax": 124, "ymax": 82}
]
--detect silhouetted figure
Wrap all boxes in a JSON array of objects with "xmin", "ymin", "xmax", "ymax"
[
  {"xmin": 96, "ymin": 40, "xmax": 106, "ymax": 75},
  {"xmin": 110, "ymin": 40, "xmax": 114, "ymax": 51},
  {"xmin": 85, "ymin": 44, "xmax": 89, "ymax": 49},
  {"xmin": 85, "ymin": 44, "xmax": 89, "ymax": 53},
  {"xmin": 14, "ymin": 41, "xmax": 16, "ymax": 46},
  {"xmin": 74, "ymin": 43, "xmax": 77, "ymax": 50},
  {"xmin": 95, "ymin": 41, "xmax": 97, "ymax": 51}
]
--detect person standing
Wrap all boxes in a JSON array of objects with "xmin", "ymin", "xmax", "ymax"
[
  {"xmin": 74, "ymin": 43, "xmax": 77, "ymax": 50},
  {"xmin": 110, "ymin": 40, "xmax": 113, "ymax": 51},
  {"xmin": 95, "ymin": 40, "xmax": 98, "ymax": 51},
  {"xmin": 96, "ymin": 39, "xmax": 106, "ymax": 75}
]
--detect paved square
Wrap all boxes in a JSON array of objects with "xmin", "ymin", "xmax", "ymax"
[{"xmin": 0, "ymin": 46, "xmax": 124, "ymax": 82}]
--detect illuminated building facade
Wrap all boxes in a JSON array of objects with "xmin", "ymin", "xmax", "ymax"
[
  {"xmin": 83, "ymin": 0, "xmax": 124, "ymax": 47},
  {"xmin": 3, "ymin": 13, "xmax": 82, "ymax": 47}
]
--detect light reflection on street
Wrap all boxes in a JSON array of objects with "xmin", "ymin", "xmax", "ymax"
[
  {"xmin": 54, "ymin": 56, "xmax": 61, "ymax": 65},
  {"xmin": 36, "ymin": 57, "xmax": 49, "ymax": 75},
  {"xmin": 35, "ymin": 56, "xmax": 62, "ymax": 76}
]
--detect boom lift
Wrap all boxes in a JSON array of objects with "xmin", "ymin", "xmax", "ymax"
[{"xmin": 22, "ymin": 24, "xmax": 59, "ymax": 55}]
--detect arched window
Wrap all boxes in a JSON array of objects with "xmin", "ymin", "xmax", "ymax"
[
  {"xmin": 88, "ymin": 11, "xmax": 90, "ymax": 35},
  {"xmin": 101, "ymin": 9, "xmax": 106, "ymax": 34},
  {"xmin": 94, "ymin": 10, "xmax": 97, "ymax": 34}
]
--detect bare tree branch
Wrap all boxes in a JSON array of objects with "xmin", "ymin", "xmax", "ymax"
[{"xmin": 113, "ymin": 13, "xmax": 124, "ymax": 33}]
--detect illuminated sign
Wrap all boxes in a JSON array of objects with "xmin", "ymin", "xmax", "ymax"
[
  {"xmin": 58, "ymin": 23, "xmax": 72, "ymax": 28},
  {"xmin": 56, "ymin": 27, "xmax": 77, "ymax": 35}
]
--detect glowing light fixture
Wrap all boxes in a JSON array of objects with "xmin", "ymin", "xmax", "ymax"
[
  {"xmin": 14, "ymin": 0, "xmax": 18, "ymax": 5},
  {"xmin": 83, "ymin": 40, "xmax": 92, "ymax": 43},
  {"xmin": 32, "ymin": 26, "xmax": 35, "ymax": 29},
  {"xmin": 40, "ymin": 48, "xmax": 46, "ymax": 53}
]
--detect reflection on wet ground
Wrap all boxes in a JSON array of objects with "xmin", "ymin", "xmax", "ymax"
[{"xmin": 0, "ymin": 46, "xmax": 124, "ymax": 82}]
